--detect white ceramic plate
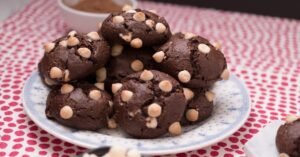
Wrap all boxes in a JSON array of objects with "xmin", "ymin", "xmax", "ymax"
[{"xmin": 23, "ymin": 71, "xmax": 250, "ymax": 155}]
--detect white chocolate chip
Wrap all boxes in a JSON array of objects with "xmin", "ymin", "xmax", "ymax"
[
  {"xmin": 94, "ymin": 83, "xmax": 104, "ymax": 90},
  {"xmin": 122, "ymin": 4, "xmax": 132, "ymax": 11},
  {"xmin": 130, "ymin": 38, "xmax": 143, "ymax": 48},
  {"xmin": 119, "ymin": 32, "xmax": 132, "ymax": 42},
  {"xmin": 198, "ymin": 43, "xmax": 211, "ymax": 54},
  {"xmin": 97, "ymin": 22, "xmax": 102, "ymax": 29},
  {"xmin": 60, "ymin": 84, "xmax": 74, "ymax": 94},
  {"xmin": 67, "ymin": 36, "xmax": 80, "ymax": 46},
  {"xmin": 87, "ymin": 31, "xmax": 100, "ymax": 41},
  {"xmin": 96, "ymin": 68, "xmax": 106, "ymax": 82},
  {"xmin": 68, "ymin": 30, "xmax": 77, "ymax": 37},
  {"xmin": 146, "ymin": 117, "xmax": 158, "ymax": 128},
  {"xmin": 213, "ymin": 42, "xmax": 222, "ymax": 50},
  {"xmin": 44, "ymin": 42, "xmax": 55, "ymax": 53},
  {"xmin": 140, "ymin": 70, "xmax": 154, "ymax": 81},
  {"xmin": 126, "ymin": 10, "xmax": 137, "ymax": 13},
  {"xmin": 131, "ymin": 60, "xmax": 144, "ymax": 72},
  {"xmin": 184, "ymin": 32, "xmax": 196, "ymax": 39},
  {"xmin": 50, "ymin": 67, "xmax": 63, "ymax": 79},
  {"xmin": 77, "ymin": 47, "xmax": 91, "ymax": 58},
  {"xmin": 121, "ymin": 90, "xmax": 133, "ymax": 102},
  {"xmin": 279, "ymin": 153, "xmax": 290, "ymax": 157},
  {"xmin": 111, "ymin": 44, "xmax": 124, "ymax": 57},
  {"xmin": 112, "ymin": 16, "xmax": 125, "ymax": 24},
  {"xmin": 109, "ymin": 101, "xmax": 113, "ymax": 107},
  {"xmin": 127, "ymin": 149, "xmax": 141, "ymax": 157},
  {"xmin": 89, "ymin": 90, "xmax": 102, "ymax": 100},
  {"xmin": 145, "ymin": 19, "xmax": 155, "ymax": 28},
  {"xmin": 44, "ymin": 77, "xmax": 57, "ymax": 86},
  {"xmin": 152, "ymin": 51, "xmax": 165, "ymax": 63},
  {"xmin": 112, "ymin": 83, "xmax": 123, "ymax": 94},
  {"xmin": 128, "ymin": 112, "xmax": 134, "ymax": 117},
  {"xmin": 147, "ymin": 103, "xmax": 162, "ymax": 118},
  {"xmin": 59, "ymin": 40, "xmax": 67, "ymax": 47},
  {"xmin": 205, "ymin": 91, "xmax": 215, "ymax": 102},
  {"xmin": 286, "ymin": 114, "xmax": 299, "ymax": 123},
  {"xmin": 155, "ymin": 23, "xmax": 166, "ymax": 34},
  {"xmin": 107, "ymin": 146, "xmax": 127, "ymax": 157},
  {"xmin": 133, "ymin": 12, "xmax": 146, "ymax": 22},
  {"xmin": 221, "ymin": 69, "xmax": 230, "ymax": 80},
  {"xmin": 183, "ymin": 88, "xmax": 194, "ymax": 101},
  {"xmin": 107, "ymin": 119, "xmax": 117, "ymax": 129},
  {"xmin": 178, "ymin": 70, "xmax": 191, "ymax": 83},
  {"xmin": 128, "ymin": 109, "xmax": 141, "ymax": 117},
  {"xmin": 158, "ymin": 80, "xmax": 173, "ymax": 92},
  {"xmin": 168, "ymin": 122, "xmax": 182, "ymax": 136},
  {"xmin": 148, "ymin": 9, "xmax": 157, "ymax": 14},
  {"xmin": 186, "ymin": 109, "xmax": 199, "ymax": 122},
  {"xmin": 60, "ymin": 106, "xmax": 73, "ymax": 119},
  {"xmin": 64, "ymin": 69, "xmax": 70, "ymax": 81}
]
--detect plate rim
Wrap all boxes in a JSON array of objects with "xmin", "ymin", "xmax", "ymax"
[{"xmin": 22, "ymin": 71, "xmax": 251, "ymax": 155}]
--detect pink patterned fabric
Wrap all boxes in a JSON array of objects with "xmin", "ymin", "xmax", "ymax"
[{"xmin": 0, "ymin": 0, "xmax": 299, "ymax": 156}]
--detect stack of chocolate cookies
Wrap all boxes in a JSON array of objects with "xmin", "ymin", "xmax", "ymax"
[{"xmin": 38, "ymin": 7, "xmax": 228, "ymax": 139}]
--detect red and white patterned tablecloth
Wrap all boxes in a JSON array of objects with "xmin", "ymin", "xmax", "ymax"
[{"xmin": 0, "ymin": 0, "xmax": 299, "ymax": 156}]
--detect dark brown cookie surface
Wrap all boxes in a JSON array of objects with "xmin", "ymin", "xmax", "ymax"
[
  {"xmin": 46, "ymin": 82, "xmax": 113, "ymax": 130},
  {"xmin": 276, "ymin": 115, "xmax": 300, "ymax": 157},
  {"xmin": 38, "ymin": 31, "xmax": 110, "ymax": 86},
  {"xmin": 105, "ymin": 46, "xmax": 156, "ymax": 91},
  {"xmin": 113, "ymin": 70, "xmax": 187, "ymax": 138},
  {"xmin": 100, "ymin": 9, "xmax": 171, "ymax": 48},
  {"xmin": 181, "ymin": 88, "xmax": 214, "ymax": 124},
  {"xmin": 154, "ymin": 32, "xmax": 228, "ymax": 88}
]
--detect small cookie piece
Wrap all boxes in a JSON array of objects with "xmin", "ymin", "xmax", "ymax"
[
  {"xmin": 100, "ymin": 9, "xmax": 171, "ymax": 47},
  {"xmin": 114, "ymin": 70, "xmax": 187, "ymax": 138},
  {"xmin": 96, "ymin": 67, "xmax": 107, "ymax": 82},
  {"xmin": 181, "ymin": 89, "xmax": 214, "ymax": 124},
  {"xmin": 38, "ymin": 31, "xmax": 110, "ymax": 86},
  {"xmin": 46, "ymin": 82, "xmax": 112, "ymax": 130},
  {"xmin": 105, "ymin": 47, "xmax": 156, "ymax": 92},
  {"xmin": 155, "ymin": 32, "xmax": 228, "ymax": 88},
  {"xmin": 276, "ymin": 115, "xmax": 300, "ymax": 157}
]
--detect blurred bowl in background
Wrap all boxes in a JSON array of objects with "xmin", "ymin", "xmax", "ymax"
[{"xmin": 58, "ymin": 0, "xmax": 137, "ymax": 33}]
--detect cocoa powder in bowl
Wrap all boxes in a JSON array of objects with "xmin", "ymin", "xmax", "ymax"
[{"xmin": 69, "ymin": 0, "xmax": 125, "ymax": 13}]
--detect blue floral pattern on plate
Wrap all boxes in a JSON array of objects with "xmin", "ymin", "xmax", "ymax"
[{"xmin": 22, "ymin": 71, "xmax": 250, "ymax": 155}]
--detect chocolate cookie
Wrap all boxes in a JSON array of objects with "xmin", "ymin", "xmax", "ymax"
[
  {"xmin": 276, "ymin": 115, "xmax": 300, "ymax": 157},
  {"xmin": 181, "ymin": 88, "xmax": 214, "ymax": 124},
  {"xmin": 153, "ymin": 32, "xmax": 228, "ymax": 88},
  {"xmin": 45, "ymin": 82, "xmax": 113, "ymax": 130},
  {"xmin": 38, "ymin": 30, "xmax": 110, "ymax": 86},
  {"xmin": 105, "ymin": 46, "xmax": 156, "ymax": 90},
  {"xmin": 112, "ymin": 70, "xmax": 187, "ymax": 138},
  {"xmin": 100, "ymin": 9, "xmax": 171, "ymax": 48}
]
